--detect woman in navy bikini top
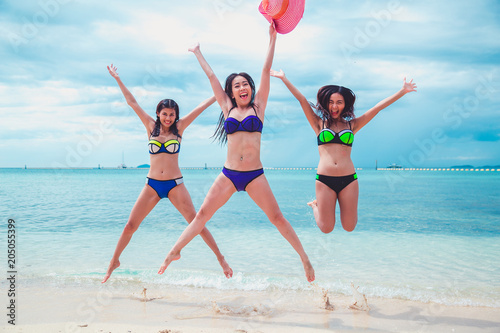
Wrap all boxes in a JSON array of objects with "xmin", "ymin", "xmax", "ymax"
[
  {"xmin": 158, "ymin": 24, "xmax": 316, "ymax": 283},
  {"xmin": 103, "ymin": 64, "xmax": 233, "ymax": 283},
  {"xmin": 223, "ymin": 108, "xmax": 263, "ymax": 135},
  {"xmin": 271, "ymin": 69, "xmax": 417, "ymax": 235}
]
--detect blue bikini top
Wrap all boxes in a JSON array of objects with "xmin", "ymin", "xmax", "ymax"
[{"xmin": 224, "ymin": 108, "xmax": 263, "ymax": 135}]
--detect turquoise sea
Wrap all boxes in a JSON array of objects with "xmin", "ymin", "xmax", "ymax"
[{"xmin": 1, "ymin": 168, "xmax": 499, "ymax": 307}]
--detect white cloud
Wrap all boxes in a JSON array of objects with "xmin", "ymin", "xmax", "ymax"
[{"xmin": 1, "ymin": 0, "xmax": 499, "ymax": 168}]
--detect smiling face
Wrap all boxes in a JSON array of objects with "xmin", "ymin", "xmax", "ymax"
[
  {"xmin": 157, "ymin": 107, "xmax": 177, "ymax": 130},
  {"xmin": 231, "ymin": 75, "xmax": 252, "ymax": 106},
  {"xmin": 328, "ymin": 93, "xmax": 345, "ymax": 119}
]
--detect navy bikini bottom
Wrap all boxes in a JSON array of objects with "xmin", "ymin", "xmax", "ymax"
[{"xmin": 222, "ymin": 167, "xmax": 264, "ymax": 192}]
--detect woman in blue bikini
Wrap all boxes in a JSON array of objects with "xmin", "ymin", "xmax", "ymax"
[
  {"xmin": 102, "ymin": 64, "xmax": 232, "ymax": 283},
  {"xmin": 158, "ymin": 24, "xmax": 315, "ymax": 282},
  {"xmin": 270, "ymin": 69, "xmax": 417, "ymax": 233}
]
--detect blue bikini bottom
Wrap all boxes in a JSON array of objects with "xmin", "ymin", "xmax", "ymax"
[{"xmin": 146, "ymin": 177, "xmax": 183, "ymax": 199}]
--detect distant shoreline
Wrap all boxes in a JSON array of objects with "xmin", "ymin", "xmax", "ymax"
[
  {"xmin": 375, "ymin": 167, "xmax": 500, "ymax": 172},
  {"xmin": 1, "ymin": 167, "xmax": 499, "ymax": 172}
]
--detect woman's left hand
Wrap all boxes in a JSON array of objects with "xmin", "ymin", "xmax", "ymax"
[
  {"xmin": 403, "ymin": 77, "xmax": 417, "ymax": 93},
  {"xmin": 107, "ymin": 64, "xmax": 119, "ymax": 79}
]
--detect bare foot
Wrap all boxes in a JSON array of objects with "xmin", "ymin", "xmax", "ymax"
[
  {"xmin": 158, "ymin": 252, "xmax": 181, "ymax": 275},
  {"xmin": 307, "ymin": 199, "xmax": 317, "ymax": 208},
  {"xmin": 302, "ymin": 258, "xmax": 315, "ymax": 282},
  {"xmin": 219, "ymin": 257, "xmax": 233, "ymax": 278},
  {"xmin": 102, "ymin": 259, "xmax": 120, "ymax": 283}
]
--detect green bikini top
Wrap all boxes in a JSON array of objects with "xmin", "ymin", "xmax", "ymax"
[{"xmin": 317, "ymin": 121, "xmax": 354, "ymax": 147}]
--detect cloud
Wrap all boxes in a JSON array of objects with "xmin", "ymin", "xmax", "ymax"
[{"xmin": 0, "ymin": 0, "xmax": 499, "ymax": 168}]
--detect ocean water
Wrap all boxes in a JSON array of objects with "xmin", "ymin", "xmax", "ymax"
[{"xmin": 1, "ymin": 168, "xmax": 499, "ymax": 307}]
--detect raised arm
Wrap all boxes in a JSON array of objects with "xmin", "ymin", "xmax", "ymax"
[
  {"xmin": 188, "ymin": 43, "xmax": 232, "ymax": 115},
  {"xmin": 352, "ymin": 78, "xmax": 417, "ymax": 133},
  {"xmin": 177, "ymin": 96, "xmax": 216, "ymax": 134},
  {"xmin": 254, "ymin": 23, "xmax": 278, "ymax": 115},
  {"xmin": 107, "ymin": 64, "xmax": 155, "ymax": 132},
  {"xmin": 270, "ymin": 69, "xmax": 321, "ymax": 134}
]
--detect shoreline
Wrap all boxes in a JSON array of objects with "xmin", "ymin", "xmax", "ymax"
[
  {"xmin": 4, "ymin": 282, "xmax": 500, "ymax": 333},
  {"xmin": 2, "ymin": 167, "xmax": 500, "ymax": 172}
]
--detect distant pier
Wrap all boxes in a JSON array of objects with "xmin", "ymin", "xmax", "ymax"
[{"xmin": 376, "ymin": 168, "xmax": 500, "ymax": 172}]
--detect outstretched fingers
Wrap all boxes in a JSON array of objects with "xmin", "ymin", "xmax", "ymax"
[
  {"xmin": 107, "ymin": 64, "xmax": 118, "ymax": 78},
  {"xmin": 270, "ymin": 69, "xmax": 285, "ymax": 78},
  {"xmin": 403, "ymin": 77, "xmax": 417, "ymax": 92}
]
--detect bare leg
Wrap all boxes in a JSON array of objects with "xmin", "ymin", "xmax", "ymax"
[
  {"xmin": 246, "ymin": 175, "xmax": 315, "ymax": 282},
  {"xmin": 102, "ymin": 185, "xmax": 160, "ymax": 283},
  {"xmin": 337, "ymin": 180, "xmax": 358, "ymax": 232},
  {"xmin": 308, "ymin": 181, "xmax": 338, "ymax": 233},
  {"xmin": 158, "ymin": 173, "xmax": 235, "ymax": 274},
  {"xmin": 168, "ymin": 183, "xmax": 233, "ymax": 278}
]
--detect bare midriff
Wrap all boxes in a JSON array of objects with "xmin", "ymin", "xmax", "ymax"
[
  {"xmin": 317, "ymin": 144, "xmax": 355, "ymax": 176},
  {"xmin": 225, "ymin": 131, "xmax": 263, "ymax": 170},
  {"xmin": 147, "ymin": 154, "xmax": 182, "ymax": 180}
]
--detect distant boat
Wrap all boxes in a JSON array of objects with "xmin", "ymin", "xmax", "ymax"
[
  {"xmin": 118, "ymin": 151, "xmax": 127, "ymax": 168},
  {"xmin": 386, "ymin": 163, "xmax": 403, "ymax": 169}
]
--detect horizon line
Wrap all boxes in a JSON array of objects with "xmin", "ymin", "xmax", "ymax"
[{"xmin": 1, "ymin": 167, "xmax": 499, "ymax": 172}]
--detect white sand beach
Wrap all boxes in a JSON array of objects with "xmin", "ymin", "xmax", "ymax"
[{"xmin": 4, "ymin": 281, "xmax": 500, "ymax": 333}]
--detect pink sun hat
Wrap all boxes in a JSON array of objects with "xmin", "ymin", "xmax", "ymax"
[{"xmin": 258, "ymin": 0, "xmax": 305, "ymax": 34}]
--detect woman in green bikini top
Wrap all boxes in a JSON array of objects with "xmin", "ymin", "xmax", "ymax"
[{"xmin": 271, "ymin": 69, "xmax": 416, "ymax": 234}]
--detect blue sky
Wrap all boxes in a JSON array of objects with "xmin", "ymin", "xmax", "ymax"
[{"xmin": 1, "ymin": 0, "xmax": 499, "ymax": 168}]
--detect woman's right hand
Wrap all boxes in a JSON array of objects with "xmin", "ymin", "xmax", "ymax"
[
  {"xmin": 270, "ymin": 69, "xmax": 285, "ymax": 79},
  {"xmin": 107, "ymin": 64, "xmax": 119, "ymax": 79},
  {"xmin": 269, "ymin": 22, "xmax": 277, "ymax": 38}
]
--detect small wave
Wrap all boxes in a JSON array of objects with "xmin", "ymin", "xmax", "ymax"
[{"xmin": 22, "ymin": 268, "xmax": 500, "ymax": 309}]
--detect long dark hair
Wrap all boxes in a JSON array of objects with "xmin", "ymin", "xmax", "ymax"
[
  {"xmin": 151, "ymin": 99, "xmax": 181, "ymax": 138},
  {"xmin": 212, "ymin": 72, "xmax": 256, "ymax": 145},
  {"xmin": 315, "ymin": 85, "xmax": 356, "ymax": 128}
]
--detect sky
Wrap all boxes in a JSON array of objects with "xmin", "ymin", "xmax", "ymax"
[{"xmin": 1, "ymin": 0, "xmax": 499, "ymax": 168}]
